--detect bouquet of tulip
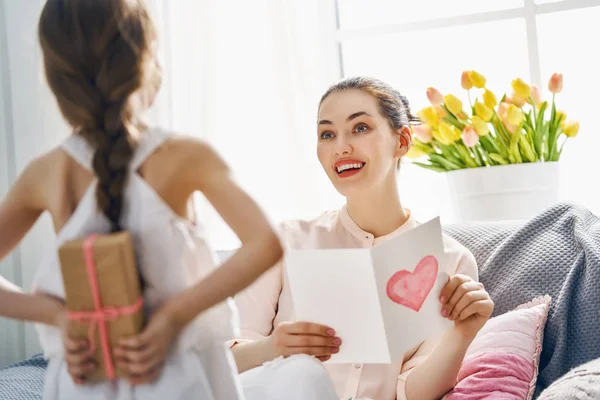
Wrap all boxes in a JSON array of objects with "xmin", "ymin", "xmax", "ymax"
[{"xmin": 407, "ymin": 71, "xmax": 579, "ymax": 172}]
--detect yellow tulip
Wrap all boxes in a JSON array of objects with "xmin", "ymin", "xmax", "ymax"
[
  {"xmin": 483, "ymin": 89, "xmax": 498, "ymax": 108},
  {"xmin": 471, "ymin": 116, "xmax": 489, "ymax": 136},
  {"xmin": 507, "ymin": 104, "xmax": 524, "ymax": 126},
  {"xmin": 474, "ymin": 101, "xmax": 493, "ymax": 122},
  {"xmin": 406, "ymin": 145, "xmax": 426, "ymax": 159},
  {"xmin": 512, "ymin": 78, "xmax": 531, "ymax": 99},
  {"xmin": 468, "ymin": 70, "xmax": 486, "ymax": 88},
  {"xmin": 563, "ymin": 121, "xmax": 579, "ymax": 137},
  {"xmin": 461, "ymin": 71, "xmax": 473, "ymax": 90},
  {"xmin": 444, "ymin": 94, "xmax": 463, "ymax": 115},
  {"xmin": 556, "ymin": 110, "xmax": 567, "ymax": 126},
  {"xmin": 439, "ymin": 122, "xmax": 461, "ymax": 143},
  {"xmin": 432, "ymin": 129, "xmax": 447, "ymax": 144},
  {"xmin": 417, "ymin": 106, "xmax": 439, "ymax": 128}
]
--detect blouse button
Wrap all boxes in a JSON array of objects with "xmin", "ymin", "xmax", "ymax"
[{"xmin": 354, "ymin": 364, "xmax": 361, "ymax": 369}]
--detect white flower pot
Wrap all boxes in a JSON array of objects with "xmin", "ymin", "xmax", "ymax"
[{"xmin": 445, "ymin": 162, "xmax": 560, "ymax": 222}]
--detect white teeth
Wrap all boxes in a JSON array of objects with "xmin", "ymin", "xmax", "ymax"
[{"xmin": 336, "ymin": 163, "xmax": 364, "ymax": 173}]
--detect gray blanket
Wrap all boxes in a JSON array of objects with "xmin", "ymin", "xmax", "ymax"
[{"xmin": 445, "ymin": 202, "xmax": 600, "ymax": 397}]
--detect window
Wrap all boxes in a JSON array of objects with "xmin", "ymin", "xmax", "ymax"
[{"xmin": 335, "ymin": 0, "xmax": 600, "ymax": 219}]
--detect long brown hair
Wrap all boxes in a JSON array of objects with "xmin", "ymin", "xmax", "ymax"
[{"xmin": 38, "ymin": 0, "xmax": 161, "ymax": 232}]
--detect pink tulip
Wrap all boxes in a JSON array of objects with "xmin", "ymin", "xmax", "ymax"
[
  {"xmin": 426, "ymin": 87, "xmax": 444, "ymax": 106},
  {"xmin": 461, "ymin": 126, "xmax": 479, "ymax": 147},
  {"xmin": 412, "ymin": 124, "xmax": 433, "ymax": 143},
  {"xmin": 510, "ymin": 92, "xmax": 526, "ymax": 107},
  {"xmin": 548, "ymin": 73, "xmax": 563, "ymax": 94},
  {"xmin": 461, "ymin": 71, "xmax": 473, "ymax": 90},
  {"xmin": 530, "ymin": 85, "xmax": 542, "ymax": 105},
  {"xmin": 498, "ymin": 102, "xmax": 510, "ymax": 119},
  {"xmin": 505, "ymin": 121, "xmax": 518, "ymax": 134}
]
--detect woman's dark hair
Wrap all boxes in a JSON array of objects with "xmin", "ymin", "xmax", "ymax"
[{"xmin": 319, "ymin": 76, "xmax": 420, "ymax": 130}]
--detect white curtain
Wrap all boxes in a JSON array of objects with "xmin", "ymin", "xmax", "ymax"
[
  {"xmin": 0, "ymin": 0, "xmax": 341, "ymax": 365},
  {"xmin": 144, "ymin": 0, "xmax": 345, "ymax": 249}
]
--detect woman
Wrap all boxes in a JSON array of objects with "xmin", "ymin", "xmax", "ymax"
[{"xmin": 231, "ymin": 76, "xmax": 494, "ymax": 400}]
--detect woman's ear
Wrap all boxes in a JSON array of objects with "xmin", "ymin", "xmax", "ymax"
[{"xmin": 395, "ymin": 125, "xmax": 412, "ymax": 158}]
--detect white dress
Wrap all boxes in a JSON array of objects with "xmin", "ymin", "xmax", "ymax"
[{"xmin": 32, "ymin": 128, "xmax": 245, "ymax": 400}]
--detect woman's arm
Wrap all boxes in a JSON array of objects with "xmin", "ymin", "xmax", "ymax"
[
  {"xmin": 401, "ymin": 274, "xmax": 494, "ymax": 400},
  {"xmin": 229, "ymin": 260, "xmax": 284, "ymax": 373}
]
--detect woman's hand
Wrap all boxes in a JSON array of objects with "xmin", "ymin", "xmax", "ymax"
[
  {"xmin": 264, "ymin": 321, "xmax": 341, "ymax": 362},
  {"xmin": 114, "ymin": 308, "xmax": 180, "ymax": 385},
  {"xmin": 439, "ymin": 274, "xmax": 494, "ymax": 339}
]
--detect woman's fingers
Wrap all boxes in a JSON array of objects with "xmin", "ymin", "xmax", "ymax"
[
  {"xmin": 286, "ymin": 334, "xmax": 341, "ymax": 348},
  {"xmin": 283, "ymin": 321, "xmax": 335, "ymax": 337},
  {"xmin": 441, "ymin": 278, "xmax": 483, "ymax": 319},
  {"xmin": 450, "ymin": 290, "xmax": 489, "ymax": 321}
]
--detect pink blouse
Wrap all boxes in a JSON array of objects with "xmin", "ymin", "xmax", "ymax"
[{"xmin": 230, "ymin": 206, "xmax": 478, "ymax": 400}]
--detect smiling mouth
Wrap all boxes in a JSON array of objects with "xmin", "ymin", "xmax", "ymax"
[
  {"xmin": 336, "ymin": 162, "xmax": 365, "ymax": 174},
  {"xmin": 334, "ymin": 161, "xmax": 366, "ymax": 178}
]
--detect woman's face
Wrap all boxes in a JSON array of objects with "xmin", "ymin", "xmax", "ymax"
[{"xmin": 317, "ymin": 89, "xmax": 410, "ymax": 199}]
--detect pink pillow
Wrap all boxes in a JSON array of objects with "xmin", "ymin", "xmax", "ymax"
[{"xmin": 444, "ymin": 295, "xmax": 551, "ymax": 400}]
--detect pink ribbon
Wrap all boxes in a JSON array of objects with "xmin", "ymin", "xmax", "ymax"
[{"xmin": 67, "ymin": 234, "xmax": 144, "ymax": 380}]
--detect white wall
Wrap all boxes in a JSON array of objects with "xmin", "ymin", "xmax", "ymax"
[
  {"xmin": 0, "ymin": 0, "xmax": 69, "ymax": 367},
  {"xmin": 0, "ymin": 0, "xmax": 217, "ymax": 368}
]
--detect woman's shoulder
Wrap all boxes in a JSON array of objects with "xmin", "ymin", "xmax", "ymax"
[
  {"xmin": 441, "ymin": 231, "xmax": 478, "ymax": 281},
  {"xmin": 277, "ymin": 209, "xmax": 343, "ymax": 245}
]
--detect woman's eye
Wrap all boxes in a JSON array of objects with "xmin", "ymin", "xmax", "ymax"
[
  {"xmin": 320, "ymin": 131, "xmax": 334, "ymax": 140},
  {"xmin": 354, "ymin": 123, "xmax": 369, "ymax": 133}
]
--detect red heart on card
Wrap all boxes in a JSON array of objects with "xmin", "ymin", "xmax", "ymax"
[{"xmin": 386, "ymin": 255, "xmax": 438, "ymax": 312}]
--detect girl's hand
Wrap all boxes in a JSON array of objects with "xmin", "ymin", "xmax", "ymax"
[
  {"xmin": 264, "ymin": 321, "xmax": 341, "ymax": 362},
  {"xmin": 439, "ymin": 274, "xmax": 494, "ymax": 339},
  {"xmin": 55, "ymin": 308, "xmax": 97, "ymax": 385},
  {"xmin": 114, "ymin": 309, "xmax": 180, "ymax": 385}
]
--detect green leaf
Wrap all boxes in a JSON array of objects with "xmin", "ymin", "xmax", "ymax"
[
  {"xmin": 429, "ymin": 153, "xmax": 463, "ymax": 170},
  {"xmin": 536, "ymin": 102, "xmax": 548, "ymax": 131},
  {"xmin": 479, "ymin": 135, "xmax": 496, "ymax": 154},
  {"xmin": 434, "ymin": 141, "xmax": 464, "ymax": 165},
  {"xmin": 519, "ymin": 134, "xmax": 537, "ymax": 162},
  {"xmin": 472, "ymin": 144, "xmax": 484, "ymax": 166},
  {"xmin": 455, "ymin": 144, "xmax": 478, "ymax": 168},
  {"xmin": 412, "ymin": 162, "xmax": 448, "ymax": 173},
  {"xmin": 442, "ymin": 116, "xmax": 466, "ymax": 131},
  {"xmin": 489, "ymin": 153, "xmax": 508, "ymax": 165}
]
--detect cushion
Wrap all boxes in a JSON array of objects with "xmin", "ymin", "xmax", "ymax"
[
  {"xmin": 0, "ymin": 354, "xmax": 46, "ymax": 400},
  {"xmin": 537, "ymin": 357, "xmax": 600, "ymax": 400},
  {"xmin": 443, "ymin": 202, "xmax": 600, "ymax": 396},
  {"xmin": 443, "ymin": 295, "xmax": 551, "ymax": 400}
]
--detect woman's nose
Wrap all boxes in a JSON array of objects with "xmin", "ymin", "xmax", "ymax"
[{"xmin": 334, "ymin": 138, "xmax": 352, "ymax": 156}]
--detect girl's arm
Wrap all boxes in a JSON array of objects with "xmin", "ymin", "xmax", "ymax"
[
  {"xmin": 117, "ymin": 138, "xmax": 284, "ymax": 379},
  {"xmin": 162, "ymin": 139, "xmax": 283, "ymax": 326},
  {"xmin": 0, "ymin": 155, "xmax": 65, "ymax": 327}
]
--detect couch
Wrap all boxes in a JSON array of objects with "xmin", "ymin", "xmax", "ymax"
[{"xmin": 1, "ymin": 202, "xmax": 598, "ymax": 399}]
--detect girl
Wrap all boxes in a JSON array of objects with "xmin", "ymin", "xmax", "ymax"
[
  {"xmin": 0, "ymin": 0, "xmax": 296, "ymax": 398},
  {"xmin": 230, "ymin": 77, "xmax": 495, "ymax": 400}
]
